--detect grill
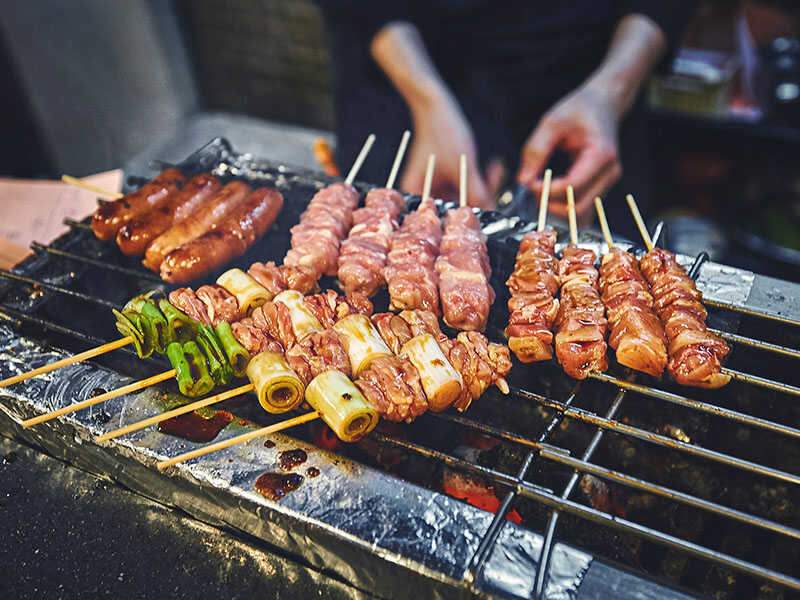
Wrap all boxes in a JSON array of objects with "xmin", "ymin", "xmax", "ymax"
[{"xmin": 1, "ymin": 138, "xmax": 799, "ymax": 599}]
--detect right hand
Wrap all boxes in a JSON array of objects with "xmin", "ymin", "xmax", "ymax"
[{"xmin": 400, "ymin": 95, "xmax": 492, "ymax": 208}]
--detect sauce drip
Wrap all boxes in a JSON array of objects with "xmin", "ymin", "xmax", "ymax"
[
  {"xmin": 254, "ymin": 472, "xmax": 303, "ymax": 501},
  {"xmin": 278, "ymin": 448, "xmax": 308, "ymax": 471},
  {"xmin": 306, "ymin": 466, "xmax": 320, "ymax": 478},
  {"xmin": 158, "ymin": 410, "xmax": 233, "ymax": 443}
]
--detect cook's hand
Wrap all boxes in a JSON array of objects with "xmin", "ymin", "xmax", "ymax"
[
  {"xmin": 517, "ymin": 85, "xmax": 622, "ymax": 223},
  {"xmin": 401, "ymin": 97, "xmax": 492, "ymax": 209}
]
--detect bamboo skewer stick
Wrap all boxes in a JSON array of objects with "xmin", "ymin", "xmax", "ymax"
[
  {"xmin": 385, "ymin": 130, "xmax": 411, "ymax": 189},
  {"xmin": 0, "ymin": 336, "xmax": 134, "ymax": 389},
  {"xmin": 344, "ymin": 134, "xmax": 376, "ymax": 186},
  {"xmin": 566, "ymin": 185, "xmax": 578, "ymax": 245},
  {"xmin": 157, "ymin": 410, "xmax": 320, "ymax": 470},
  {"xmin": 95, "ymin": 383, "xmax": 254, "ymax": 443},
  {"xmin": 594, "ymin": 197, "xmax": 614, "ymax": 251},
  {"xmin": 626, "ymin": 194, "xmax": 653, "ymax": 252},
  {"xmin": 537, "ymin": 169, "xmax": 553, "ymax": 232},
  {"xmin": 61, "ymin": 175, "xmax": 123, "ymax": 199},
  {"xmin": 459, "ymin": 154, "xmax": 468, "ymax": 208},
  {"xmin": 422, "ymin": 155, "xmax": 436, "ymax": 202},
  {"xmin": 21, "ymin": 369, "xmax": 177, "ymax": 428}
]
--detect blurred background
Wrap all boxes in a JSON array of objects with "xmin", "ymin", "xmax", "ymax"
[{"xmin": 1, "ymin": 0, "xmax": 800, "ymax": 280}]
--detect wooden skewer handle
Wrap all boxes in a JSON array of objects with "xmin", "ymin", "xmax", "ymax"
[
  {"xmin": 95, "ymin": 383, "xmax": 255, "ymax": 443},
  {"xmin": 459, "ymin": 154, "xmax": 467, "ymax": 208},
  {"xmin": 61, "ymin": 175, "xmax": 123, "ymax": 199},
  {"xmin": 157, "ymin": 410, "xmax": 320, "ymax": 471},
  {"xmin": 594, "ymin": 197, "xmax": 614, "ymax": 250},
  {"xmin": 21, "ymin": 369, "xmax": 176, "ymax": 428},
  {"xmin": 422, "ymin": 155, "xmax": 436, "ymax": 202},
  {"xmin": 344, "ymin": 134, "xmax": 376, "ymax": 186},
  {"xmin": 626, "ymin": 194, "xmax": 653, "ymax": 251},
  {"xmin": 537, "ymin": 169, "xmax": 552, "ymax": 232},
  {"xmin": 566, "ymin": 185, "xmax": 578, "ymax": 245},
  {"xmin": 385, "ymin": 130, "xmax": 411, "ymax": 190},
  {"xmin": 0, "ymin": 337, "xmax": 134, "ymax": 389}
]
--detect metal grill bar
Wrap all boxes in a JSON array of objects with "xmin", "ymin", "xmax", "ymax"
[
  {"xmin": 534, "ymin": 391, "xmax": 625, "ymax": 599},
  {"xmin": 0, "ymin": 270, "xmax": 122, "ymax": 310},
  {"xmin": 705, "ymin": 297, "xmax": 800, "ymax": 327},
  {"xmin": 510, "ymin": 386, "xmax": 800, "ymax": 485},
  {"xmin": 589, "ymin": 372, "xmax": 800, "ymax": 439},
  {"xmin": 725, "ymin": 368, "xmax": 800, "ymax": 396},
  {"xmin": 30, "ymin": 242, "xmax": 164, "ymax": 283},
  {"xmin": 710, "ymin": 327, "xmax": 800, "ymax": 359},
  {"xmin": 63, "ymin": 218, "xmax": 92, "ymax": 231},
  {"xmin": 463, "ymin": 390, "xmax": 582, "ymax": 590},
  {"xmin": 538, "ymin": 449, "xmax": 800, "ymax": 541}
]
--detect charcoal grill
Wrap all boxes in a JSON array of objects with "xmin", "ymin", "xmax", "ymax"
[{"xmin": 1, "ymin": 139, "xmax": 799, "ymax": 599}]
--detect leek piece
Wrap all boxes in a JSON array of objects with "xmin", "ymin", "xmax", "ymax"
[
  {"xmin": 246, "ymin": 351, "xmax": 305, "ymax": 413},
  {"xmin": 305, "ymin": 370, "xmax": 378, "ymax": 442}
]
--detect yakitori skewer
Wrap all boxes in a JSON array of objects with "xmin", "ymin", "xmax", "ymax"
[
  {"xmin": 0, "ymin": 336, "xmax": 133, "ymax": 389},
  {"xmin": 626, "ymin": 194, "xmax": 730, "ymax": 388},
  {"xmin": 61, "ymin": 174, "xmax": 123, "ymax": 199},
  {"xmin": 552, "ymin": 186, "xmax": 608, "ymax": 379},
  {"xmin": 157, "ymin": 410, "xmax": 321, "ymax": 470},
  {"xmin": 21, "ymin": 369, "xmax": 176, "ymax": 428},
  {"xmin": 7, "ymin": 137, "xmax": 379, "ymax": 392},
  {"xmin": 595, "ymin": 197, "xmax": 668, "ymax": 377}
]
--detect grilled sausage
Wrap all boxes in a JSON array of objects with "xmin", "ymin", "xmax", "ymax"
[
  {"xmin": 160, "ymin": 187, "xmax": 283, "ymax": 283},
  {"xmin": 116, "ymin": 173, "xmax": 222, "ymax": 256},
  {"xmin": 142, "ymin": 180, "xmax": 252, "ymax": 271},
  {"xmin": 90, "ymin": 168, "xmax": 186, "ymax": 241}
]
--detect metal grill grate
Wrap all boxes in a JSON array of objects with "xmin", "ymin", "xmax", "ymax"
[{"xmin": 1, "ymin": 139, "xmax": 798, "ymax": 599}]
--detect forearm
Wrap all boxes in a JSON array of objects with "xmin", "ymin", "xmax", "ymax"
[
  {"xmin": 370, "ymin": 22, "xmax": 453, "ymax": 119},
  {"xmin": 584, "ymin": 13, "xmax": 668, "ymax": 118}
]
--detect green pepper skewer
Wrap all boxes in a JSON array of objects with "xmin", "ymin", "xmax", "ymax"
[
  {"xmin": 182, "ymin": 341, "xmax": 215, "ymax": 397},
  {"xmin": 166, "ymin": 342, "xmax": 194, "ymax": 396},
  {"xmin": 159, "ymin": 299, "xmax": 196, "ymax": 344},
  {"xmin": 215, "ymin": 321, "xmax": 250, "ymax": 378}
]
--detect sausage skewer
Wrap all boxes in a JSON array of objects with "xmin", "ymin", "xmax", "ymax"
[
  {"xmin": 626, "ymin": 195, "xmax": 730, "ymax": 388},
  {"xmin": 594, "ymin": 197, "xmax": 667, "ymax": 377},
  {"xmin": 552, "ymin": 187, "xmax": 609, "ymax": 379},
  {"xmin": 435, "ymin": 155, "xmax": 495, "ymax": 331}
]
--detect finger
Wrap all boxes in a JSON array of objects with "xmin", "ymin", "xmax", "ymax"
[
  {"xmin": 575, "ymin": 163, "xmax": 622, "ymax": 227},
  {"xmin": 517, "ymin": 120, "xmax": 562, "ymax": 188},
  {"xmin": 484, "ymin": 157, "xmax": 506, "ymax": 199},
  {"xmin": 544, "ymin": 144, "xmax": 617, "ymax": 197},
  {"xmin": 399, "ymin": 164, "xmax": 425, "ymax": 196},
  {"xmin": 467, "ymin": 161, "xmax": 492, "ymax": 209}
]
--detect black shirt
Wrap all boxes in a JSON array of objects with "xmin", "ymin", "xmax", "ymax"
[{"xmin": 316, "ymin": 1, "xmax": 696, "ymax": 186}]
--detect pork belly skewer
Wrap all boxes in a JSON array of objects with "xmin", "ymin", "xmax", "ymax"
[
  {"xmin": 248, "ymin": 133, "xmax": 376, "ymax": 296},
  {"xmin": 553, "ymin": 186, "xmax": 609, "ymax": 379},
  {"xmin": 435, "ymin": 155, "xmax": 495, "ymax": 331},
  {"xmin": 505, "ymin": 169, "xmax": 560, "ymax": 362},
  {"xmin": 383, "ymin": 154, "xmax": 442, "ymax": 314},
  {"xmin": 337, "ymin": 130, "xmax": 410, "ymax": 297},
  {"xmin": 594, "ymin": 197, "xmax": 667, "ymax": 377},
  {"xmin": 626, "ymin": 195, "xmax": 730, "ymax": 388}
]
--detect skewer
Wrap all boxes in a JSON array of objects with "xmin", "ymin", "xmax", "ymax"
[
  {"xmin": 156, "ymin": 410, "xmax": 320, "ymax": 470},
  {"xmin": 61, "ymin": 175, "xmax": 123, "ymax": 199},
  {"xmin": 537, "ymin": 169, "xmax": 553, "ymax": 232},
  {"xmin": 459, "ymin": 154, "xmax": 468, "ymax": 208},
  {"xmin": 385, "ymin": 130, "xmax": 411, "ymax": 189},
  {"xmin": 566, "ymin": 185, "xmax": 578, "ymax": 245},
  {"xmin": 21, "ymin": 369, "xmax": 176, "ymax": 428},
  {"xmin": 344, "ymin": 134, "xmax": 376, "ymax": 186},
  {"xmin": 95, "ymin": 383, "xmax": 254, "ymax": 443},
  {"xmin": 0, "ymin": 336, "xmax": 134, "ymax": 389},
  {"xmin": 626, "ymin": 194, "xmax": 653, "ymax": 251},
  {"xmin": 422, "ymin": 155, "xmax": 436, "ymax": 202},
  {"xmin": 594, "ymin": 197, "xmax": 614, "ymax": 251}
]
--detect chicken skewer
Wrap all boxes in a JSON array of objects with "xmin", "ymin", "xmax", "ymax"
[
  {"xmin": 337, "ymin": 131, "xmax": 410, "ymax": 297},
  {"xmin": 505, "ymin": 169, "xmax": 560, "ymax": 362},
  {"xmin": 552, "ymin": 186, "xmax": 608, "ymax": 379},
  {"xmin": 594, "ymin": 197, "xmax": 667, "ymax": 377},
  {"xmin": 626, "ymin": 195, "xmax": 730, "ymax": 388},
  {"xmin": 4, "ymin": 137, "xmax": 377, "ymax": 390},
  {"xmin": 435, "ymin": 155, "xmax": 495, "ymax": 331}
]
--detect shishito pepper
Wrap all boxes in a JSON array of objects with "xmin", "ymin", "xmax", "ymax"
[
  {"xmin": 166, "ymin": 341, "xmax": 193, "ymax": 395},
  {"xmin": 113, "ymin": 309, "xmax": 152, "ymax": 358},
  {"xmin": 159, "ymin": 299, "xmax": 196, "ymax": 344},
  {"xmin": 214, "ymin": 321, "xmax": 250, "ymax": 378},
  {"xmin": 196, "ymin": 327, "xmax": 231, "ymax": 386},
  {"xmin": 141, "ymin": 299, "xmax": 170, "ymax": 353},
  {"xmin": 120, "ymin": 292, "xmax": 160, "ymax": 356},
  {"xmin": 166, "ymin": 341, "xmax": 215, "ymax": 397},
  {"xmin": 182, "ymin": 340, "xmax": 215, "ymax": 397}
]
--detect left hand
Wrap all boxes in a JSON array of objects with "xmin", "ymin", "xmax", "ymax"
[{"xmin": 517, "ymin": 84, "xmax": 623, "ymax": 224}]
